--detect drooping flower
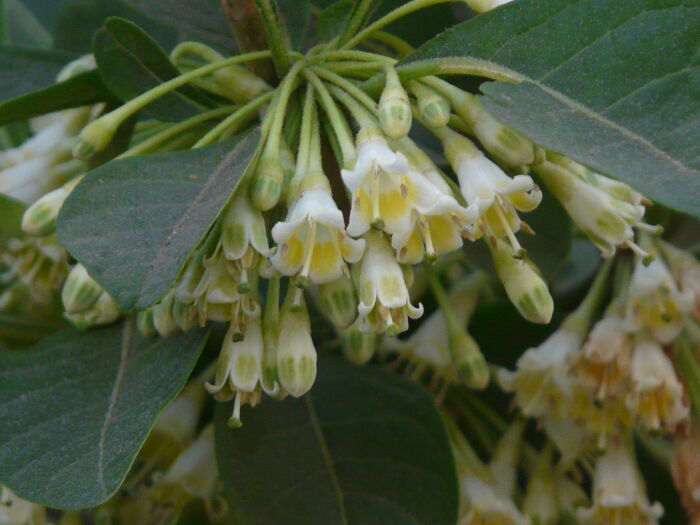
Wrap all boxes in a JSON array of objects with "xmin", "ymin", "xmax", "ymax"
[
  {"xmin": 271, "ymin": 186, "xmax": 364, "ymax": 286},
  {"xmin": 624, "ymin": 256, "xmax": 693, "ymax": 343},
  {"xmin": 578, "ymin": 439, "xmax": 663, "ymax": 525},
  {"xmin": 626, "ymin": 337, "xmax": 688, "ymax": 431},
  {"xmin": 355, "ymin": 231, "xmax": 423, "ymax": 335}
]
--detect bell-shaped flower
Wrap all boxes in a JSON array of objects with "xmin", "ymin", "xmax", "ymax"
[
  {"xmin": 160, "ymin": 424, "xmax": 218, "ymax": 501},
  {"xmin": 343, "ymin": 127, "xmax": 464, "ymax": 245},
  {"xmin": 443, "ymin": 130, "xmax": 541, "ymax": 255},
  {"xmin": 624, "ymin": 256, "xmax": 693, "ymax": 343},
  {"xmin": 626, "ymin": 337, "xmax": 688, "ymax": 431},
  {"xmin": 190, "ymin": 248, "xmax": 243, "ymax": 325},
  {"xmin": 206, "ymin": 306, "xmax": 264, "ymax": 426},
  {"xmin": 659, "ymin": 240, "xmax": 700, "ymax": 322},
  {"xmin": 356, "ymin": 231, "xmax": 423, "ymax": 335},
  {"xmin": 572, "ymin": 313, "xmax": 633, "ymax": 400},
  {"xmin": 536, "ymin": 158, "xmax": 656, "ymax": 258},
  {"xmin": 271, "ymin": 176, "xmax": 364, "ymax": 286},
  {"xmin": 578, "ymin": 439, "xmax": 663, "ymax": 525},
  {"xmin": 499, "ymin": 327, "xmax": 581, "ymax": 418},
  {"xmin": 460, "ymin": 475, "xmax": 530, "ymax": 525}
]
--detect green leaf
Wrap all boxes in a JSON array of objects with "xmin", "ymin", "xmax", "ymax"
[
  {"xmin": 0, "ymin": 319, "xmax": 208, "ymax": 509},
  {"xmin": 93, "ymin": 17, "xmax": 205, "ymax": 121},
  {"xmin": 400, "ymin": 0, "xmax": 700, "ymax": 218},
  {"xmin": 0, "ymin": 45, "xmax": 75, "ymax": 101},
  {"xmin": 2, "ymin": 0, "xmax": 53, "ymax": 48},
  {"xmin": 215, "ymin": 357, "xmax": 458, "ymax": 525},
  {"xmin": 276, "ymin": 0, "xmax": 310, "ymax": 50},
  {"xmin": 119, "ymin": 0, "xmax": 235, "ymax": 51},
  {"xmin": 53, "ymin": 0, "xmax": 178, "ymax": 54},
  {"xmin": 317, "ymin": 0, "xmax": 354, "ymax": 44},
  {"xmin": 0, "ymin": 194, "xmax": 24, "ymax": 249},
  {"xmin": 57, "ymin": 128, "xmax": 261, "ymax": 311},
  {"xmin": 0, "ymin": 69, "xmax": 111, "ymax": 126}
]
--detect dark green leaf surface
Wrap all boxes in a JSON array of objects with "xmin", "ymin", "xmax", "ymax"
[
  {"xmin": 401, "ymin": 0, "xmax": 700, "ymax": 218},
  {"xmin": 276, "ymin": 0, "xmax": 310, "ymax": 50},
  {"xmin": 93, "ymin": 17, "xmax": 204, "ymax": 121},
  {"xmin": 0, "ymin": 319, "xmax": 207, "ymax": 509},
  {"xmin": 2, "ymin": 0, "xmax": 53, "ymax": 48},
  {"xmin": 57, "ymin": 129, "xmax": 261, "ymax": 311},
  {"xmin": 215, "ymin": 357, "xmax": 458, "ymax": 525},
  {"xmin": 53, "ymin": 0, "xmax": 178, "ymax": 53},
  {"xmin": 0, "ymin": 46, "xmax": 75, "ymax": 101},
  {"xmin": 0, "ymin": 70, "xmax": 111, "ymax": 126},
  {"xmin": 120, "ymin": 0, "xmax": 235, "ymax": 51}
]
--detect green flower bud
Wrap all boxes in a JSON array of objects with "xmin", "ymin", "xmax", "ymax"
[
  {"xmin": 453, "ymin": 92, "xmax": 534, "ymax": 166},
  {"xmin": 409, "ymin": 81, "xmax": 451, "ymax": 129},
  {"xmin": 172, "ymin": 297, "xmax": 196, "ymax": 332},
  {"xmin": 378, "ymin": 66, "xmax": 412, "ymax": 139},
  {"xmin": 318, "ymin": 275, "xmax": 358, "ymax": 329},
  {"xmin": 73, "ymin": 115, "xmax": 118, "ymax": 159},
  {"xmin": 261, "ymin": 276, "xmax": 283, "ymax": 397},
  {"xmin": 448, "ymin": 328, "xmax": 489, "ymax": 389},
  {"xmin": 277, "ymin": 288, "xmax": 317, "ymax": 397},
  {"xmin": 65, "ymin": 292, "xmax": 120, "ymax": 330},
  {"xmin": 250, "ymin": 156, "xmax": 283, "ymax": 211},
  {"xmin": 153, "ymin": 291, "xmax": 180, "ymax": 338},
  {"xmin": 489, "ymin": 237, "xmax": 553, "ymax": 324},
  {"xmin": 62, "ymin": 263, "xmax": 103, "ymax": 314},
  {"xmin": 523, "ymin": 445, "xmax": 559, "ymax": 525},
  {"xmin": 213, "ymin": 65, "xmax": 270, "ymax": 103},
  {"xmin": 137, "ymin": 309, "xmax": 158, "ymax": 337},
  {"xmin": 340, "ymin": 319, "xmax": 376, "ymax": 365},
  {"xmin": 22, "ymin": 176, "xmax": 82, "ymax": 237}
]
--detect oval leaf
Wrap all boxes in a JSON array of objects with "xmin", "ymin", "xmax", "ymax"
[
  {"xmin": 0, "ymin": 69, "xmax": 112, "ymax": 126},
  {"xmin": 0, "ymin": 45, "xmax": 75, "ymax": 101},
  {"xmin": 215, "ymin": 357, "xmax": 458, "ymax": 525},
  {"xmin": 57, "ymin": 128, "xmax": 261, "ymax": 311},
  {"xmin": 401, "ymin": 0, "xmax": 700, "ymax": 218},
  {"xmin": 94, "ymin": 17, "xmax": 205, "ymax": 121},
  {"xmin": 0, "ymin": 319, "xmax": 208, "ymax": 509}
]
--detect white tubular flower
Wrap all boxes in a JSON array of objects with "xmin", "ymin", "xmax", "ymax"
[
  {"xmin": 626, "ymin": 337, "xmax": 688, "ymax": 431},
  {"xmin": 162, "ymin": 424, "xmax": 218, "ymax": 500},
  {"xmin": 190, "ymin": 249, "xmax": 242, "ymax": 324},
  {"xmin": 356, "ymin": 232, "xmax": 423, "ymax": 335},
  {"xmin": 499, "ymin": 328, "xmax": 582, "ymax": 418},
  {"xmin": 536, "ymin": 159, "xmax": 655, "ymax": 258},
  {"xmin": 459, "ymin": 475, "xmax": 530, "ymax": 525},
  {"xmin": 221, "ymin": 193, "xmax": 270, "ymax": 262},
  {"xmin": 206, "ymin": 308, "xmax": 263, "ymax": 426},
  {"xmin": 443, "ymin": 131, "xmax": 540, "ymax": 254},
  {"xmin": 342, "ymin": 127, "xmax": 464, "ymax": 246},
  {"xmin": 578, "ymin": 439, "xmax": 663, "ymax": 525},
  {"xmin": 624, "ymin": 257, "xmax": 693, "ymax": 343},
  {"xmin": 572, "ymin": 314, "xmax": 633, "ymax": 400},
  {"xmin": 0, "ymin": 485, "xmax": 47, "ymax": 525},
  {"xmin": 271, "ymin": 186, "xmax": 364, "ymax": 286}
]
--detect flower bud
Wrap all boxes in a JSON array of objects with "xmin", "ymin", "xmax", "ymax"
[
  {"xmin": 137, "ymin": 309, "xmax": 158, "ymax": 337},
  {"xmin": 62, "ymin": 263, "xmax": 103, "ymax": 314},
  {"xmin": 22, "ymin": 176, "xmax": 81, "ymax": 237},
  {"xmin": 162, "ymin": 424, "xmax": 217, "ymax": 500},
  {"xmin": 339, "ymin": 319, "xmax": 376, "ymax": 365},
  {"xmin": 153, "ymin": 291, "xmax": 180, "ymax": 338},
  {"xmin": 409, "ymin": 80, "xmax": 451, "ymax": 129},
  {"xmin": 261, "ymin": 277, "xmax": 283, "ymax": 397},
  {"xmin": 250, "ymin": 156, "xmax": 283, "ymax": 211},
  {"xmin": 489, "ymin": 237, "xmax": 553, "ymax": 324},
  {"xmin": 465, "ymin": 0, "xmax": 514, "ymax": 12},
  {"xmin": 523, "ymin": 445, "xmax": 559, "ymax": 525},
  {"xmin": 452, "ymin": 92, "xmax": 534, "ymax": 166},
  {"xmin": 276, "ymin": 288, "xmax": 317, "ymax": 397},
  {"xmin": 172, "ymin": 298, "xmax": 196, "ymax": 332},
  {"xmin": 65, "ymin": 291, "xmax": 121, "ymax": 330},
  {"xmin": 318, "ymin": 275, "xmax": 358, "ymax": 329},
  {"xmin": 73, "ymin": 115, "xmax": 118, "ymax": 159},
  {"xmin": 213, "ymin": 64, "xmax": 270, "ymax": 103},
  {"xmin": 378, "ymin": 67, "xmax": 412, "ymax": 139},
  {"xmin": 448, "ymin": 329, "xmax": 489, "ymax": 389}
]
